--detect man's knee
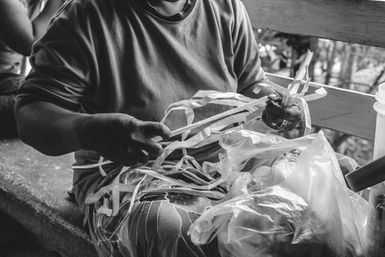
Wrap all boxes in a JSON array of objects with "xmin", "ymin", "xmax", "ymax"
[{"xmin": 128, "ymin": 195, "xmax": 218, "ymax": 257}]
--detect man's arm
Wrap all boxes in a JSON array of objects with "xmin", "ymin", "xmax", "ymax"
[
  {"xmin": 15, "ymin": 100, "xmax": 171, "ymax": 165},
  {"xmin": 231, "ymin": 1, "xmax": 303, "ymax": 130},
  {"xmin": 14, "ymin": 0, "xmax": 171, "ymax": 165},
  {"xmin": 15, "ymin": 100, "xmax": 86, "ymax": 155},
  {"xmin": 230, "ymin": 1, "xmax": 284, "ymax": 99},
  {"xmin": 0, "ymin": 0, "xmax": 64, "ymax": 56}
]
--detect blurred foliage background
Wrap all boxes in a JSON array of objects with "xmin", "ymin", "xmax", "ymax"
[{"xmin": 255, "ymin": 29, "xmax": 385, "ymax": 165}]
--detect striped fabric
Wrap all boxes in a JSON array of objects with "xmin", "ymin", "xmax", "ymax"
[{"xmin": 85, "ymin": 163, "xmax": 225, "ymax": 257}]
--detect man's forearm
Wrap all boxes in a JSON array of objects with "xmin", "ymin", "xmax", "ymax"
[
  {"xmin": 15, "ymin": 99, "xmax": 172, "ymax": 164},
  {"xmin": 15, "ymin": 100, "xmax": 88, "ymax": 156}
]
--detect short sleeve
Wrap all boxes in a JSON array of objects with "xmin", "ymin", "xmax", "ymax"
[
  {"xmin": 232, "ymin": 1, "xmax": 267, "ymax": 94},
  {"xmin": 17, "ymin": 0, "xmax": 98, "ymax": 111}
]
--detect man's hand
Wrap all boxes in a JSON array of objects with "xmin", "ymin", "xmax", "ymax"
[
  {"xmin": 76, "ymin": 113, "xmax": 171, "ymax": 166},
  {"xmin": 262, "ymin": 94, "xmax": 303, "ymax": 131}
]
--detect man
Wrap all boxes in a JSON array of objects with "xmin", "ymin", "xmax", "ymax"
[
  {"xmin": 0, "ymin": 0, "xmax": 64, "ymax": 137},
  {"xmin": 15, "ymin": 0, "xmax": 302, "ymax": 256}
]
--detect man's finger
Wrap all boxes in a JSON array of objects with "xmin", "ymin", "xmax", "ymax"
[
  {"xmin": 283, "ymin": 104, "xmax": 302, "ymax": 122},
  {"xmin": 132, "ymin": 140, "xmax": 163, "ymax": 157},
  {"xmin": 101, "ymin": 148, "xmax": 132, "ymax": 166},
  {"xmin": 129, "ymin": 148, "xmax": 149, "ymax": 165},
  {"xmin": 140, "ymin": 122, "xmax": 171, "ymax": 139},
  {"xmin": 120, "ymin": 147, "xmax": 149, "ymax": 166}
]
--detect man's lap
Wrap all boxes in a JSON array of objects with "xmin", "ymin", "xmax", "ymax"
[{"xmin": 88, "ymin": 192, "xmax": 221, "ymax": 257}]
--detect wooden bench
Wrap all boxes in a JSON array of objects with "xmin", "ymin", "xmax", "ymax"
[
  {"xmin": 243, "ymin": 0, "xmax": 383, "ymax": 141},
  {"xmin": 266, "ymin": 74, "xmax": 376, "ymax": 141},
  {"xmin": 0, "ymin": 0, "xmax": 383, "ymax": 256}
]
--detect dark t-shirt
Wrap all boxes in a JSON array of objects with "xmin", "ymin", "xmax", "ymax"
[{"xmin": 18, "ymin": 0, "xmax": 267, "ymax": 211}]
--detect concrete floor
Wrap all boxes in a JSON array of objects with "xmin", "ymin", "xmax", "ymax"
[
  {"xmin": 0, "ymin": 236, "xmax": 56, "ymax": 257},
  {"xmin": 0, "ymin": 211, "xmax": 56, "ymax": 257},
  {"xmin": 0, "ymin": 139, "xmax": 96, "ymax": 257}
]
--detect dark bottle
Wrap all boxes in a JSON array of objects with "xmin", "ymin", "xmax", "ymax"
[{"xmin": 345, "ymin": 155, "xmax": 385, "ymax": 192}]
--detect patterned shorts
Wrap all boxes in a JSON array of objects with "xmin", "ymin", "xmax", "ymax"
[{"xmin": 86, "ymin": 165, "xmax": 223, "ymax": 257}]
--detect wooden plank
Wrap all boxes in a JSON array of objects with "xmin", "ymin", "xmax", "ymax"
[
  {"xmin": 242, "ymin": 0, "xmax": 385, "ymax": 48},
  {"xmin": 266, "ymin": 73, "xmax": 376, "ymax": 140}
]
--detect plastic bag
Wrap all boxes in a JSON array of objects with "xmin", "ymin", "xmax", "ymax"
[{"xmin": 189, "ymin": 131, "xmax": 371, "ymax": 257}]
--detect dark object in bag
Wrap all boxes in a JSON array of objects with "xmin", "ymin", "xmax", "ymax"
[{"xmin": 345, "ymin": 155, "xmax": 385, "ymax": 192}]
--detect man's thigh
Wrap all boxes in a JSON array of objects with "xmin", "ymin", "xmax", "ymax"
[{"xmin": 89, "ymin": 192, "xmax": 221, "ymax": 257}]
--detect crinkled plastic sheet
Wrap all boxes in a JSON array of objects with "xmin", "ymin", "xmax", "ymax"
[
  {"xmin": 189, "ymin": 131, "xmax": 372, "ymax": 257},
  {"xmin": 189, "ymin": 185, "xmax": 308, "ymax": 257}
]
